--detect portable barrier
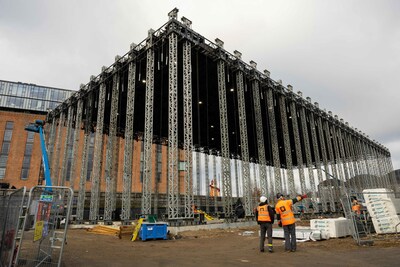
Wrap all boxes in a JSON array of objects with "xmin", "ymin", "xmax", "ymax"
[
  {"xmin": 15, "ymin": 186, "xmax": 73, "ymax": 267},
  {"xmin": 0, "ymin": 187, "xmax": 27, "ymax": 267}
]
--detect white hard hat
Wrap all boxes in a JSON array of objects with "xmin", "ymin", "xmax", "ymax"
[{"xmin": 260, "ymin": 196, "xmax": 267, "ymax": 203}]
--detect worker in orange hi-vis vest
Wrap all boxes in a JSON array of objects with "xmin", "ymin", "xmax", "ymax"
[
  {"xmin": 209, "ymin": 179, "xmax": 220, "ymax": 197},
  {"xmin": 275, "ymin": 193, "xmax": 307, "ymax": 252},
  {"xmin": 351, "ymin": 199, "xmax": 361, "ymax": 215},
  {"xmin": 255, "ymin": 196, "xmax": 275, "ymax": 253}
]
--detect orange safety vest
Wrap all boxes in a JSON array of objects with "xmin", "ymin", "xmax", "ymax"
[
  {"xmin": 275, "ymin": 199, "xmax": 296, "ymax": 226},
  {"xmin": 257, "ymin": 205, "xmax": 271, "ymax": 222},
  {"xmin": 352, "ymin": 204, "xmax": 361, "ymax": 215}
]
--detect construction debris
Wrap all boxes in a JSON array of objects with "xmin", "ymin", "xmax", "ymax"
[{"xmin": 119, "ymin": 225, "xmax": 135, "ymax": 239}]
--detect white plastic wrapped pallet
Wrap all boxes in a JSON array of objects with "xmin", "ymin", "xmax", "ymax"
[
  {"xmin": 363, "ymin": 188, "xmax": 400, "ymax": 234},
  {"xmin": 310, "ymin": 218, "xmax": 351, "ymax": 238}
]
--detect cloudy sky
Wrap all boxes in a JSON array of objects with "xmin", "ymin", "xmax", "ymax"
[{"xmin": 1, "ymin": 0, "xmax": 399, "ymax": 170}]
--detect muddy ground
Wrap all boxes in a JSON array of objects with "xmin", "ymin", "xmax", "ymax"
[{"xmin": 59, "ymin": 224, "xmax": 400, "ymax": 267}]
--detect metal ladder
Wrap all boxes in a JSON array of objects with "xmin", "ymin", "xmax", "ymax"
[{"xmin": 340, "ymin": 194, "xmax": 374, "ymax": 246}]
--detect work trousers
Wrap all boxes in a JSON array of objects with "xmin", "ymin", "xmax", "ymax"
[
  {"xmin": 283, "ymin": 223, "xmax": 296, "ymax": 251},
  {"xmin": 259, "ymin": 222, "xmax": 273, "ymax": 251}
]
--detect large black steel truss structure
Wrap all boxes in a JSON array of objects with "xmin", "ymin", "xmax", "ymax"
[{"xmin": 45, "ymin": 8, "xmax": 396, "ymax": 224}]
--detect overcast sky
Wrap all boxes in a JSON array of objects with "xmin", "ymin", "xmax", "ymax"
[{"xmin": 1, "ymin": 0, "xmax": 399, "ymax": 170}]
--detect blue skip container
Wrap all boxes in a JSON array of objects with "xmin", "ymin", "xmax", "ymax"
[{"xmin": 139, "ymin": 222, "xmax": 168, "ymax": 241}]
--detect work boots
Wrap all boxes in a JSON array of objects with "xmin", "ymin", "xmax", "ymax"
[{"xmin": 268, "ymin": 244, "xmax": 273, "ymax": 253}]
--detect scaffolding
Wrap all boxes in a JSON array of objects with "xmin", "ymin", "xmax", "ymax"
[{"xmin": 43, "ymin": 8, "xmax": 397, "ymax": 225}]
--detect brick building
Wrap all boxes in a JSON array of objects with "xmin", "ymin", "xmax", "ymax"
[{"xmin": 0, "ymin": 79, "xmax": 73, "ymax": 188}]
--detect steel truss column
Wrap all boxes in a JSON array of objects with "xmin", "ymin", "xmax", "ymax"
[
  {"xmin": 252, "ymin": 162, "xmax": 259, "ymax": 207},
  {"xmin": 143, "ymin": 36, "xmax": 156, "ymax": 216},
  {"xmin": 309, "ymin": 109, "xmax": 328, "ymax": 212},
  {"xmin": 251, "ymin": 79, "xmax": 267, "ymax": 197},
  {"xmin": 378, "ymin": 149, "xmax": 390, "ymax": 189},
  {"xmin": 77, "ymin": 90, "xmax": 95, "ymax": 222},
  {"xmin": 267, "ymin": 164, "xmax": 274, "ymax": 204},
  {"xmin": 89, "ymin": 80, "xmax": 106, "ymax": 223},
  {"xmin": 342, "ymin": 129, "xmax": 356, "ymax": 192},
  {"xmin": 299, "ymin": 102, "xmax": 316, "ymax": 200},
  {"xmin": 47, "ymin": 118, "xmax": 57, "ymax": 166},
  {"xmin": 373, "ymin": 145, "xmax": 383, "ymax": 187},
  {"xmin": 354, "ymin": 136, "xmax": 367, "ymax": 189},
  {"xmin": 381, "ymin": 152, "xmax": 390, "ymax": 189},
  {"xmin": 357, "ymin": 137, "xmax": 368, "ymax": 189},
  {"xmin": 121, "ymin": 60, "xmax": 136, "ymax": 222},
  {"xmin": 359, "ymin": 137, "xmax": 372, "ymax": 189},
  {"xmin": 386, "ymin": 155, "xmax": 398, "ymax": 192},
  {"xmin": 236, "ymin": 70, "xmax": 251, "ymax": 217},
  {"xmin": 365, "ymin": 144, "xmax": 376, "ymax": 187},
  {"xmin": 350, "ymin": 134, "xmax": 364, "ymax": 192},
  {"xmin": 371, "ymin": 146, "xmax": 384, "ymax": 188},
  {"xmin": 378, "ymin": 149, "xmax": 389, "ymax": 188},
  {"xmin": 44, "ymin": 119, "xmax": 51, "ymax": 144},
  {"xmin": 60, "ymin": 105, "xmax": 74, "ymax": 186},
  {"xmin": 196, "ymin": 150, "xmax": 202, "ymax": 207},
  {"xmin": 384, "ymin": 151, "xmax": 393, "ymax": 189},
  {"xmin": 317, "ymin": 115, "xmax": 336, "ymax": 212},
  {"xmin": 235, "ymin": 157, "xmax": 240, "ymax": 198},
  {"xmin": 365, "ymin": 141, "xmax": 375, "ymax": 188},
  {"xmin": 279, "ymin": 94, "xmax": 295, "ymax": 197},
  {"xmin": 288, "ymin": 93, "xmax": 307, "ymax": 198},
  {"xmin": 325, "ymin": 120, "xmax": 338, "ymax": 183},
  {"xmin": 53, "ymin": 112, "xmax": 65, "ymax": 186},
  {"xmin": 367, "ymin": 143, "xmax": 379, "ymax": 187},
  {"xmin": 212, "ymin": 153, "xmax": 218, "ymax": 213},
  {"xmin": 76, "ymin": 133, "xmax": 90, "ymax": 222},
  {"xmin": 69, "ymin": 98, "xmax": 84, "ymax": 188},
  {"xmin": 374, "ymin": 148, "xmax": 383, "ymax": 187},
  {"xmin": 167, "ymin": 31, "xmax": 178, "ymax": 219},
  {"xmin": 104, "ymin": 68, "xmax": 121, "ymax": 222},
  {"xmin": 349, "ymin": 134, "xmax": 362, "ymax": 191},
  {"xmin": 266, "ymin": 87, "xmax": 282, "ymax": 196},
  {"xmin": 339, "ymin": 125, "xmax": 351, "ymax": 191},
  {"xmin": 183, "ymin": 40, "xmax": 194, "ymax": 219},
  {"xmin": 217, "ymin": 60, "xmax": 233, "ymax": 218},
  {"xmin": 324, "ymin": 118, "xmax": 340, "ymax": 208},
  {"xmin": 331, "ymin": 120, "xmax": 348, "ymax": 194},
  {"xmin": 205, "ymin": 152, "xmax": 210, "ymax": 214}
]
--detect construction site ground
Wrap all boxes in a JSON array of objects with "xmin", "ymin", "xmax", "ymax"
[{"xmin": 61, "ymin": 223, "xmax": 400, "ymax": 267}]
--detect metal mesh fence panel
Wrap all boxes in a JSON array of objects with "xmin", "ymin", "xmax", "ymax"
[{"xmin": 15, "ymin": 186, "xmax": 73, "ymax": 267}]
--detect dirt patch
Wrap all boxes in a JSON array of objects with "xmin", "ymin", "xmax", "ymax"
[{"xmin": 59, "ymin": 223, "xmax": 400, "ymax": 266}]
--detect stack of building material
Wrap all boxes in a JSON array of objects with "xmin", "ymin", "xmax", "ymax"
[
  {"xmin": 86, "ymin": 225, "xmax": 119, "ymax": 236},
  {"xmin": 363, "ymin": 188, "xmax": 400, "ymax": 234},
  {"xmin": 271, "ymin": 227, "xmax": 322, "ymax": 241},
  {"xmin": 310, "ymin": 218, "xmax": 351, "ymax": 239}
]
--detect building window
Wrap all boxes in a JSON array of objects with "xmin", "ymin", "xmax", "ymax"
[
  {"xmin": 0, "ymin": 121, "xmax": 14, "ymax": 179},
  {"xmin": 0, "ymin": 80, "xmax": 71, "ymax": 112},
  {"xmin": 29, "ymin": 99, "xmax": 44, "ymax": 110},
  {"xmin": 20, "ymin": 132, "xmax": 35, "ymax": 180},
  {"xmin": 6, "ymin": 96, "xmax": 24, "ymax": 108},
  {"xmin": 0, "ymin": 81, "xmax": 6, "ymax": 94}
]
